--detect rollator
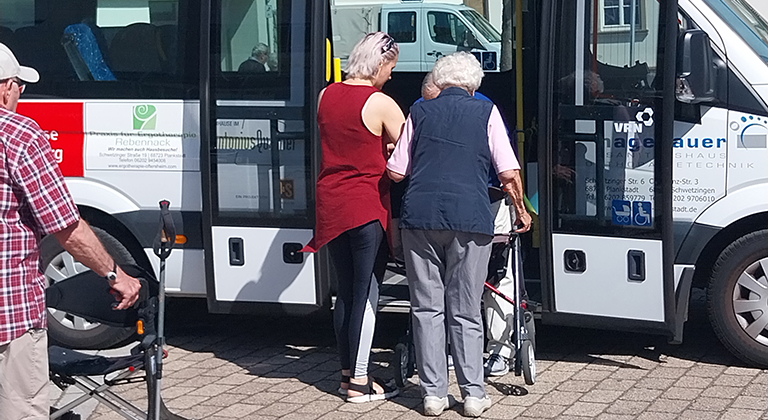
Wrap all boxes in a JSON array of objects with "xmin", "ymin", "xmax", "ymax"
[
  {"xmin": 48, "ymin": 200, "xmax": 187, "ymax": 420},
  {"xmin": 393, "ymin": 222, "xmax": 537, "ymax": 387}
]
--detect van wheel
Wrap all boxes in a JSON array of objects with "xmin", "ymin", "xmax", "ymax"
[
  {"xmin": 41, "ymin": 226, "xmax": 138, "ymax": 350},
  {"xmin": 707, "ymin": 230, "xmax": 768, "ymax": 368}
]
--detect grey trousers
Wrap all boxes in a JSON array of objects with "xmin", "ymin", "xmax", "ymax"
[{"xmin": 402, "ymin": 228, "xmax": 492, "ymax": 399}]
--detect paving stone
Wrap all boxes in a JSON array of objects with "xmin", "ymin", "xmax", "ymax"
[
  {"xmin": 718, "ymin": 374, "xmax": 756, "ymax": 387},
  {"xmin": 687, "ymin": 396, "xmax": 732, "ymax": 411},
  {"xmin": 483, "ymin": 404, "xmax": 526, "ymax": 419},
  {"xmin": 210, "ymin": 403, "xmax": 262, "ymax": 418},
  {"xmin": 213, "ymin": 373, "xmax": 254, "ymax": 386},
  {"xmin": 672, "ymin": 375, "xmax": 713, "ymax": 389},
  {"xmin": 730, "ymin": 395, "xmax": 766, "ymax": 410},
  {"xmin": 563, "ymin": 401, "xmax": 608, "ymax": 416},
  {"xmin": 645, "ymin": 398, "xmax": 690, "ymax": 413},
  {"xmin": 610, "ymin": 368, "xmax": 650, "ymax": 380},
  {"xmin": 595, "ymin": 379, "xmax": 637, "ymax": 392},
  {"xmin": 721, "ymin": 408, "xmax": 765, "ymax": 420},
  {"xmin": 724, "ymin": 366, "xmax": 761, "ymax": 376},
  {"xmin": 688, "ymin": 364, "xmax": 727, "ymax": 378},
  {"xmin": 744, "ymin": 383, "xmax": 767, "ymax": 396},
  {"xmin": 535, "ymin": 370, "xmax": 576, "ymax": 384},
  {"xmin": 677, "ymin": 409, "xmax": 720, "ymax": 419},
  {"xmin": 572, "ymin": 369, "xmax": 613, "ymax": 381},
  {"xmin": 634, "ymin": 412, "xmax": 678, "ymax": 420},
  {"xmin": 254, "ymin": 402, "xmax": 305, "ymax": 416},
  {"xmin": 188, "ymin": 383, "xmax": 234, "ymax": 397},
  {"xmin": 636, "ymin": 377, "xmax": 676, "ymax": 390},
  {"xmin": 177, "ymin": 404, "xmax": 223, "ymax": 419},
  {"xmin": 651, "ymin": 367, "xmax": 688, "ymax": 379},
  {"xmin": 165, "ymin": 395, "xmax": 211, "ymax": 410},
  {"xmin": 662, "ymin": 386, "xmax": 702, "ymax": 400},
  {"xmin": 596, "ymin": 414, "xmax": 636, "ymax": 420},
  {"xmin": 700, "ymin": 385, "xmax": 743, "ymax": 399},
  {"xmin": 537, "ymin": 390, "xmax": 583, "ymax": 406},
  {"xmin": 199, "ymin": 392, "xmax": 247, "ymax": 406},
  {"xmin": 620, "ymin": 388, "xmax": 663, "ymax": 402},
  {"xmin": 557, "ymin": 380, "xmax": 598, "ymax": 392},
  {"xmin": 522, "ymin": 403, "xmax": 567, "ymax": 418},
  {"xmin": 580, "ymin": 389, "xmax": 624, "ymax": 403},
  {"xmin": 548, "ymin": 361, "xmax": 586, "ymax": 372},
  {"xmin": 277, "ymin": 413, "xmax": 323, "ymax": 420},
  {"xmin": 496, "ymin": 393, "xmax": 543, "ymax": 407},
  {"xmin": 296, "ymin": 400, "xmax": 345, "ymax": 414},
  {"xmin": 605, "ymin": 400, "xmax": 650, "ymax": 415}
]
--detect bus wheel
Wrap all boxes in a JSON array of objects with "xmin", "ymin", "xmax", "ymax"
[
  {"xmin": 707, "ymin": 229, "xmax": 768, "ymax": 368},
  {"xmin": 40, "ymin": 226, "xmax": 138, "ymax": 350}
]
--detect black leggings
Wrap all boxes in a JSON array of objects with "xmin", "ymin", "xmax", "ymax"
[{"xmin": 327, "ymin": 221, "xmax": 388, "ymax": 378}]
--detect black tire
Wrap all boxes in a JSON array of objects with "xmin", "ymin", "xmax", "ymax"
[
  {"xmin": 393, "ymin": 342, "xmax": 410, "ymax": 388},
  {"xmin": 41, "ymin": 226, "xmax": 138, "ymax": 350},
  {"xmin": 707, "ymin": 230, "xmax": 768, "ymax": 368},
  {"xmin": 521, "ymin": 340, "xmax": 536, "ymax": 385}
]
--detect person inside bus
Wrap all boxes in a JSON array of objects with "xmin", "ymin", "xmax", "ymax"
[
  {"xmin": 0, "ymin": 42, "xmax": 142, "ymax": 420},
  {"xmin": 301, "ymin": 32, "xmax": 404, "ymax": 403},
  {"xmin": 387, "ymin": 52, "xmax": 532, "ymax": 417},
  {"xmin": 238, "ymin": 43, "xmax": 270, "ymax": 73}
]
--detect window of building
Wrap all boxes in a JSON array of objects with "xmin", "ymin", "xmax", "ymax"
[{"xmin": 601, "ymin": 0, "xmax": 642, "ymax": 31}]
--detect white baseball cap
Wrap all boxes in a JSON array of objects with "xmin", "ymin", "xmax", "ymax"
[{"xmin": 0, "ymin": 42, "xmax": 39, "ymax": 84}]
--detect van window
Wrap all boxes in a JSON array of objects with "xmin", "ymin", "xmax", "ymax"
[
  {"xmin": 1, "ymin": 0, "xmax": 200, "ymax": 99},
  {"xmin": 427, "ymin": 12, "xmax": 467, "ymax": 46},
  {"xmin": 388, "ymin": 12, "xmax": 416, "ymax": 44},
  {"xmin": 459, "ymin": 9, "xmax": 501, "ymax": 43}
]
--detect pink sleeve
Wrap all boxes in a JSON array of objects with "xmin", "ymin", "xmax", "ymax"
[
  {"xmin": 386, "ymin": 116, "xmax": 414, "ymax": 176},
  {"xmin": 488, "ymin": 105, "xmax": 520, "ymax": 173}
]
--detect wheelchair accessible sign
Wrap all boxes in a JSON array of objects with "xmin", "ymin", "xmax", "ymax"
[{"xmin": 612, "ymin": 200, "xmax": 652, "ymax": 227}]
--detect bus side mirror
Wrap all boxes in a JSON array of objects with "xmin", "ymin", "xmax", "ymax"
[{"xmin": 676, "ymin": 29, "xmax": 716, "ymax": 104}]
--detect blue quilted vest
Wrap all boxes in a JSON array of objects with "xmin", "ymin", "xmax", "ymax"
[{"xmin": 400, "ymin": 87, "xmax": 494, "ymax": 236}]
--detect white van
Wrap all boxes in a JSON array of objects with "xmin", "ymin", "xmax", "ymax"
[{"xmin": 331, "ymin": 0, "xmax": 502, "ymax": 71}]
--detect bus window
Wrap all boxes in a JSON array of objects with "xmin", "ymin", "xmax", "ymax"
[
  {"xmin": 214, "ymin": 0, "xmax": 292, "ymax": 101},
  {"xmin": 2, "ymin": 0, "xmax": 199, "ymax": 99}
]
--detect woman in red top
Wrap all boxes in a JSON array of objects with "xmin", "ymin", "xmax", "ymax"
[{"xmin": 303, "ymin": 32, "xmax": 405, "ymax": 403}]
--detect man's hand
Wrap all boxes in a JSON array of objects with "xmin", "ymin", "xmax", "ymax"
[
  {"xmin": 110, "ymin": 267, "xmax": 142, "ymax": 310},
  {"xmin": 514, "ymin": 209, "xmax": 533, "ymax": 233}
]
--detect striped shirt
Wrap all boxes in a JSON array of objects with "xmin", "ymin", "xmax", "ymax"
[{"xmin": 0, "ymin": 107, "xmax": 79, "ymax": 345}]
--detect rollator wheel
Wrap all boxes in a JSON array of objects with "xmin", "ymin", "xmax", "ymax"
[
  {"xmin": 521, "ymin": 340, "xmax": 536, "ymax": 385},
  {"xmin": 394, "ymin": 342, "xmax": 410, "ymax": 388},
  {"xmin": 524, "ymin": 310, "xmax": 536, "ymax": 351}
]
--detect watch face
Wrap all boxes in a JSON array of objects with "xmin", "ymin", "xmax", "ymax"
[{"xmin": 107, "ymin": 272, "xmax": 118, "ymax": 281}]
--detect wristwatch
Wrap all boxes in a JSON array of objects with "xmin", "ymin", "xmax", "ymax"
[{"xmin": 105, "ymin": 261, "xmax": 118, "ymax": 282}]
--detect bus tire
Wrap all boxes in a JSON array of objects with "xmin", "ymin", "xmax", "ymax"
[
  {"xmin": 707, "ymin": 229, "xmax": 768, "ymax": 368},
  {"xmin": 41, "ymin": 226, "xmax": 138, "ymax": 350}
]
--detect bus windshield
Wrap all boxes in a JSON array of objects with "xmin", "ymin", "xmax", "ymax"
[
  {"xmin": 704, "ymin": 0, "xmax": 768, "ymax": 64},
  {"xmin": 460, "ymin": 9, "xmax": 502, "ymax": 43}
]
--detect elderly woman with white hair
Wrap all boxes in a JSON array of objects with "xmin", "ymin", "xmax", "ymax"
[
  {"xmin": 302, "ymin": 32, "xmax": 404, "ymax": 403},
  {"xmin": 387, "ymin": 52, "xmax": 531, "ymax": 417}
]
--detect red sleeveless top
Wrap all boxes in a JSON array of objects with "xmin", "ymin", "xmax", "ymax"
[{"xmin": 302, "ymin": 83, "xmax": 391, "ymax": 252}]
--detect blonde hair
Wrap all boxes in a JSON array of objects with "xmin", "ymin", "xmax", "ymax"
[
  {"xmin": 345, "ymin": 32, "xmax": 399, "ymax": 80},
  {"xmin": 431, "ymin": 52, "xmax": 484, "ymax": 92}
]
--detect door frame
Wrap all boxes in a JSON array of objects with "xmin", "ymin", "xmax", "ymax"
[{"xmin": 537, "ymin": 0, "xmax": 679, "ymax": 335}]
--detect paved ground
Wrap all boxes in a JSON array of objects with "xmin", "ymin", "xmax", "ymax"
[{"xmin": 52, "ymin": 289, "xmax": 767, "ymax": 419}]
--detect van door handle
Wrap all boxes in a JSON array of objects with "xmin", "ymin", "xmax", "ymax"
[
  {"xmin": 427, "ymin": 50, "xmax": 443, "ymax": 58},
  {"xmin": 229, "ymin": 237, "xmax": 244, "ymax": 266}
]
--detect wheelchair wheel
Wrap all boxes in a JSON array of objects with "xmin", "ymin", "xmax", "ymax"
[
  {"xmin": 394, "ymin": 342, "xmax": 410, "ymax": 388},
  {"xmin": 521, "ymin": 340, "xmax": 536, "ymax": 385}
]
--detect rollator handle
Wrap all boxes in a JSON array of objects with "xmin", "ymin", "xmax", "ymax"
[{"xmin": 153, "ymin": 200, "xmax": 176, "ymax": 260}]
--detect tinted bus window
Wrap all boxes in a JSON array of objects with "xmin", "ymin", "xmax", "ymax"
[{"xmin": 0, "ymin": 0, "xmax": 200, "ymax": 99}]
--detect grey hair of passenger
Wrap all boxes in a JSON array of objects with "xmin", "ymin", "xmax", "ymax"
[
  {"xmin": 345, "ymin": 32, "xmax": 399, "ymax": 80},
  {"xmin": 252, "ymin": 43, "xmax": 269, "ymax": 57},
  {"xmin": 421, "ymin": 71, "xmax": 439, "ymax": 98},
  {"xmin": 431, "ymin": 52, "xmax": 484, "ymax": 92}
]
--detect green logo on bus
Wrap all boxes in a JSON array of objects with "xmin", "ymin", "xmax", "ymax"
[{"xmin": 133, "ymin": 105, "xmax": 157, "ymax": 130}]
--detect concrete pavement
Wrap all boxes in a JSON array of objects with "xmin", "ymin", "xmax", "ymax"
[{"xmin": 52, "ymin": 289, "xmax": 768, "ymax": 419}]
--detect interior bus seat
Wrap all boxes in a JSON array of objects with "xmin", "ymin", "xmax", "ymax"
[
  {"xmin": 14, "ymin": 24, "xmax": 75, "ymax": 81},
  {"xmin": 0, "ymin": 26, "xmax": 17, "ymax": 52},
  {"xmin": 157, "ymin": 24, "xmax": 178, "ymax": 74},
  {"xmin": 109, "ymin": 23, "xmax": 164, "ymax": 74},
  {"xmin": 61, "ymin": 23, "xmax": 116, "ymax": 81},
  {"xmin": 47, "ymin": 264, "xmax": 187, "ymax": 420}
]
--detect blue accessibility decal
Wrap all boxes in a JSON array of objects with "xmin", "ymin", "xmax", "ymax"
[
  {"xmin": 612, "ymin": 200, "xmax": 632, "ymax": 225},
  {"xmin": 632, "ymin": 201, "xmax": 652, "ymax": 227}
]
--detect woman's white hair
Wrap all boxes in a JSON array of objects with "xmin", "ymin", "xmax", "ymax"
[
  {"xmin": 431, "ymin": 52, "xmax": 484, "ymax": 92},
  {"xmin": 345, "ymin": 32, "xmax": 399, "ymax": 80}
]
